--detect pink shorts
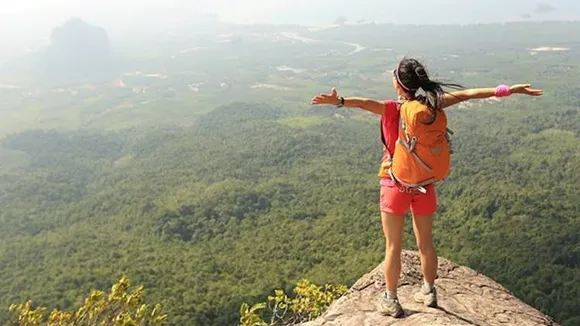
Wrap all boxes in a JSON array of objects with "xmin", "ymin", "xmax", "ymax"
[{"xmin": 379, "ymin": 180, "xmax": 438, "ymax": 216}]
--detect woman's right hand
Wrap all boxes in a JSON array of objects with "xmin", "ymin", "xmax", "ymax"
[{"xmin": 311, "ymin": 87, "xmax": 341, "ymax": 105}]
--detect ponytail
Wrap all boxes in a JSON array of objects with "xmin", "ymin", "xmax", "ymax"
[{"xmin": 416, "ymin": 79, "xmax": 463, "ymax": 124}]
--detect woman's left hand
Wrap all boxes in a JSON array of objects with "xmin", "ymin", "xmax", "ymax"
[{"xmin": 510, "ymin": 84, "xmax": 543, "ymax": 96}]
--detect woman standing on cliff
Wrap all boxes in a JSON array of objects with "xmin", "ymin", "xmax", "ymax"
[{"xmin": 310, "ymin": 57, "xmax": 542, "ymax": 317}]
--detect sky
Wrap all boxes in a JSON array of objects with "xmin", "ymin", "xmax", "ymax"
[{"xmin": 0, "ymin": 0, "xmax": 580, "ymax": 43}]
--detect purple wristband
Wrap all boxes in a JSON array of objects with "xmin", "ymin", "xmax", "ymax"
[{"xmin": 495, "ymin": 84, "xmax": 512, "ymax": 97}]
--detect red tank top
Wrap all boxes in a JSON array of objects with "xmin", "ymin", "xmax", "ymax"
[{"xmin": 380, "ymin": 100, "xmax": 400, "ymax": 186}]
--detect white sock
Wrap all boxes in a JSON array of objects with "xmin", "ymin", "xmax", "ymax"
[
  {"xmin": 422, "ymin": 280, "xmax": 434, "ymax": 293},
  {"xmin": 386, "ymin": 290, "xmax": 398, "ymax": 300}
]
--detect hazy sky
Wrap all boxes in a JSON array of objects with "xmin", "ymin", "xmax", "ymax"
[{"xmin": 1, "ymin": 0, "xmax": 580, "ymax": 42}]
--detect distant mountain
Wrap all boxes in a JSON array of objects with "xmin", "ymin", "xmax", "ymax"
[
  {"xmin": 0, "ymin": 18, "xmax": 120, "ymax": 86},
  {"xmin": 44, "ymin": 18, "xmax": 116, "ymax": 78}
]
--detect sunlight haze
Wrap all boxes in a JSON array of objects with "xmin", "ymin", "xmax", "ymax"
[{"xmin": 1, "ymin": 0, "xmax": 580, "ymax": 34}]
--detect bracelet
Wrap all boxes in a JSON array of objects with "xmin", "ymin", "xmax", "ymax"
[
  {"xmin": 495, "ymin": 84, "xmax": 512, "ymax": 97},
  {"xmin": 337, "ymin": 96, "xmax": 345, "ymax": 107}
]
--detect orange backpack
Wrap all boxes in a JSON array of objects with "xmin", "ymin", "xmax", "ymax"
[{"xmin": 389, "ymin": 100, "xmax": 452, "ymax": 188}]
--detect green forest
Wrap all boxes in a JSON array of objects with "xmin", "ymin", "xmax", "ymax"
[{"xmin": 0, "ymin": 21, "xmax": 579, "ymax": 325}]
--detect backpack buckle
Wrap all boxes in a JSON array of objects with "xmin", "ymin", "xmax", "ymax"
[
  {"xmin": 399, "ymin": 185, "xmax": 427, "ymax": 194},
  {"xmin": 409, "ymin": 137, "xmax": 417, "ymax": 151}
]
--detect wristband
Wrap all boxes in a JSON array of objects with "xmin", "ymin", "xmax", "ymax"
[
  {"xmin": 495, "ymin": 84, "xmax": 512, "ymax": 97},
  {"xmin": 337, "ymin": 96, "xmax": 345, "ymax": 107}
]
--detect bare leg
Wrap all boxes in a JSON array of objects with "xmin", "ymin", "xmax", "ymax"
[
  {"xmin": 381, "ymin": 211, "xmax": 406, "ymax": 292},
  {"xmin": 411, "ymin": 213, "xmax": 437, "ymax": 284}
]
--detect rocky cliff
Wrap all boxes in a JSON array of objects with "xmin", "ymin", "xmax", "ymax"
[{"xmin": 304, "ymin": 251, "xmax": 559, "ymax": 326}]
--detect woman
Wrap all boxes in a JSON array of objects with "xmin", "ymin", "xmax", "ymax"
[{"xmin": 310, "ymin": 57, "xmax": 542, "ymax": 317}]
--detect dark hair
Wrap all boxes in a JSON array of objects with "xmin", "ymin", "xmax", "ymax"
[{"xmin": 395, "ymin": 57, "xmax": 464, "ymax": 124}]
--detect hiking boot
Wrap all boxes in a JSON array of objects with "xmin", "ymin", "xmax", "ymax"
[
  {"xmin": 413, "ymin": 286, "xmax": 438, "ymax": 308},
  {"xmin": 378, "ymin": 294, "xmax": 405, "ymax": 318}
]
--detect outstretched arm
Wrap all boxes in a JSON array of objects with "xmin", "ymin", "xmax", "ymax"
[
  {"xmin": 311, "ymin": 88, "xmax": 385, "ymax": 115},
  {"xmin": 441, "ymin": 84, "xmax": 543, "ymax": 109}
]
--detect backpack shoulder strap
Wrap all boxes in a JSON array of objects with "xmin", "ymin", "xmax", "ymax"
[{"xmin": 398, "ymin": 101, "xmax": 412, "ymax": 145}]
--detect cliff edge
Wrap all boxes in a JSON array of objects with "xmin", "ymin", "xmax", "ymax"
[{"xmin": 304, "ymin": 250, "xmax": 559, "ymax": 326}]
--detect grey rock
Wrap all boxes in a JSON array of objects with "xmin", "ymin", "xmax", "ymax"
[{"xmin": 302, "ymin": 251, "xmax": 558, "ymax": 326}]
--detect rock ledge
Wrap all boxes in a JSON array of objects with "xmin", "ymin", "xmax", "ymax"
[{"xmin": 303, "ymin": 250, "xmax": 559, "ymax": 326}]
